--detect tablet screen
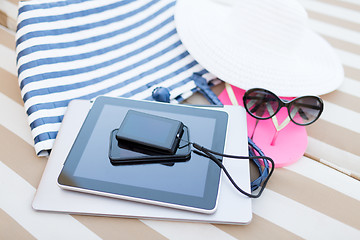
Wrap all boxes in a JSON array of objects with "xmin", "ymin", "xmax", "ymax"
[
  {"xmin": 74, "ymin": 104, "xmax": 214, "ymax": 197},
  {"xmin": 58, "ymin": 96, "xmax": 228, "ymax": 213}
]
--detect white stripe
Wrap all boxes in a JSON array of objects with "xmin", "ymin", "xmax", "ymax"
[
  {"xmin": 324, "ymin": 97, "xmax": 360, "ymax": 126},
  {"xmin": 202, "ymin": 72, "xmax": 218, "ymax": 81},
  {"xmin": 141, "ymin": 220, "xmax": 237, "ymax": 240},
  {"xmin": 0, "ymin": 93, "xmax": 33, "ymax": 146},
  {"xmin": 300, "ymin": 0, "xmax": 360, "ymax": 24},
  {"xmin": 338, "ymin": 77, "xmax": 360, "ymax": 97},
  {"xmin": 336, "ymin": 49, "xmax": 360, "ymax": 70},
  {"xmin": 17, "ymin": 0, "xmax": 134, "ymax": 27},
  {"xmin": 309, "ymin": 19, "xmax": 360, "ymax": 46},
  {"xmin": 253, "ymin": 189, "xmax": 360, "ymax": 240},
  {"xmin": 286, "ymin": 155, "xmax": 360, "ymax": 201},
  {"xmin": 34, "ymin": 139, "xmax": 54, "ymax": 156},
  {"xmin": 27, "ymin": 107, "xmax": 67, "ymax": 125},
  {"xmin": 0, "ymin": 162, "xmax": 101, "ymax": 240},
  {"xmin": 21, "ymin": 0, "xmax": 58, "ymax": 2},
  {"xmin": 0, "ymin": 0, "xmax": 18, "ymax": 21},
  {"xmin": 31, "ymin": 123, "xmax": 62, "ymax": 140},
  {"xmin": 164, "ymin": 80, "xmax": 197, "ymax": 100},
  {"xmin": 0, "ymin": 44, "xmax": 17, "ymax": 76},
  {"xmin": 306, "ymin": 137, "xmax": 360, "ymax": 183},
  {"xmin": 174, "ymin": 90, "xmax": 193, "ymax": 103},
  {"xmin": 321, "ymin": 100, "xmax": 360, "ymax": 134}
]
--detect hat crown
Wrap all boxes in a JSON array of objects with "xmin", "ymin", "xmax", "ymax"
[{"xmin": 223, "ymin": 0, "xmax": 308, "ymax": 55}]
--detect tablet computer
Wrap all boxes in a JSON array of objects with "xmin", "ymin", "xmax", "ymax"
[{"xmin": 58, "ymin": 96, "xmax": 228, "ymax": 214}]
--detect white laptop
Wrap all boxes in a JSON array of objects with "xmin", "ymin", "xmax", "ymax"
[{"xmin": 32, "ymin": 98, "xmax": 252, "ymax": 224}]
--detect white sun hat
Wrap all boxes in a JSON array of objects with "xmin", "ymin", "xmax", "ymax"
[{"xmin": 174, "ymin": 0, "xmax": 344, "ymax": 97}]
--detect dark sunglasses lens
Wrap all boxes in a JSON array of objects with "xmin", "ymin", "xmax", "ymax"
[
  {"xmin": 245, "ymin": 90, "xmax": 279, "ymax": 119},
  {"xmin": 289, "ymin": 97, "xmax": 323, "ymax": 125}
]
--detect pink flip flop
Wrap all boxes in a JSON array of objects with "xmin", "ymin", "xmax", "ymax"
[{"xmin": 219, "ymin": 84, "xmax": 308, "ymax": 167}]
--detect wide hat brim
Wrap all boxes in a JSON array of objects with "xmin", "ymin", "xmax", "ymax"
[{"xmin": 174, "ymin": 0, "xmax": 344, "ymax": 97}]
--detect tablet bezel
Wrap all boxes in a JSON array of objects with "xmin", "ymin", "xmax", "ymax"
[{"xmin": 58, "ymin": 96, "xmax": 228, "ymax": 214}]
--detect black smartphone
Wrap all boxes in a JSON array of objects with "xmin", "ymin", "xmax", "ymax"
[
  {"xmin": 109, "ymin": 126, "xmax": 191, "ymax": 165},
  {"xmin": 116, "ymin": 110, "xmax": 184, "ymax": 155}
]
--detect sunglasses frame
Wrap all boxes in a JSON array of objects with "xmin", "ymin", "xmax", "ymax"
[{"xmin": 242, "ymin": 88, "xmax": 324, "ymax": 126}]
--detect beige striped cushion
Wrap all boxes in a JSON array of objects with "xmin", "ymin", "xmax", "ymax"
[{"xmin": 0, "ymin": 0, "xmax": 359, "ymax": 239}]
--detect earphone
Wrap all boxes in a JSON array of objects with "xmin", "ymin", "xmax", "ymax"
[
  {"xmin": 186, "ymin": 137, "xmax": 274, "ymax": 198},
  {"xmin": 152, "ymin": 81, "xmax": 274, "ymax": 197},
  {"xmin": 248, "ymin": 137, "xmax": 270, "ymax": 191}
]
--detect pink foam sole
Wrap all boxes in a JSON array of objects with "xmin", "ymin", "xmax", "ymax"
[{"xmin": 218, "ymin": 85, "xmax": 308, "ymax": 167}]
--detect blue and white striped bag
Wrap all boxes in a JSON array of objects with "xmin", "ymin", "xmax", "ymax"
[{"xmin": 16, "ymin": 0, "xmax": 216, "ymax": 156}]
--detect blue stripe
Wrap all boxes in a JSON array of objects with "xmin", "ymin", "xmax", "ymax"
[
  {"xmin": 28, "ymin": 98, "xmax": 85, "ymax": 119},
  {"xmin": 173, "ymin": 95, "xmax": 184, "ymax": 102},
  {"xmin": 21, "ymin": 28, "xmax": 177, "ymax": 91},
  {"xmin": 195, "ymin": 69, "xmax": 208, "ymax": 76},
  {"xmin": 26, "ymin": 48, "xmax": 188, "ymax": 116},
  {"xmin": 16, "ymin": 1, "xmax": 174, "ymax": 62},
  {"xmin": 17, "ymin": 0, "xmax": 136, "ymax": 31},
  {"xmin": 18, "ymin": 0, "xmax": 92, "ymax": 15},
  {"xmin": 27, "ymin": 100, "xmax": 76, "ymax": 117},
  {"xmin": 34, "ymin": 131, "xmax": 58, "ymax": 144},
  {"xmin": 16, "ymin": 0, "xmax": 160, "ymax": 46},
  {"xmin": 18, "ymin": 15, "xmax": 173, "ymax": 75},
  {"xmin": 30, "ymin": 115, "xmax": 64, "ymax": 129},
  {"xmin": 169, "ymin": 76, "xmax": 194, "ymax": 90}
]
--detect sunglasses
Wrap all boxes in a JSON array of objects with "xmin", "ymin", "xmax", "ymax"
[{"xmin": 243, "ymin": 88, "xmax": 324, "ymax": 126}]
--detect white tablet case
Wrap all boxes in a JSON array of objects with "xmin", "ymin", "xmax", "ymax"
[{"xmin": 32, "ymin": 100, "xmax": 252, "ymax": 224}]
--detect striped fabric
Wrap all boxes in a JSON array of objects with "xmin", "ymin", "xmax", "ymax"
[
  {"xmin": 1, "ymin": 0, "xmax": 360, "ymax": 239},
  {"xmin": 15, "ymin": 0, "xmax": 215, "ymax": 156}
]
